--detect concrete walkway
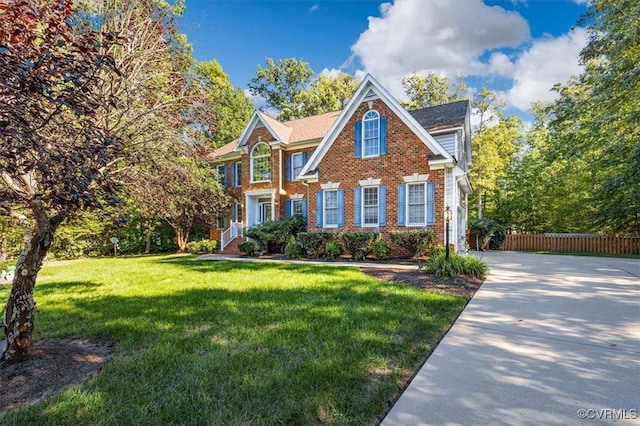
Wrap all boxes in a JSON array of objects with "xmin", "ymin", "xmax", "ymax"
[{"xmin": 382, "ymin": 252, "xmax": 640, "ymax": 425}]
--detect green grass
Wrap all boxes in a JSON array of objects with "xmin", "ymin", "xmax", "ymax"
[{"xmin": 0, "ymin": 255, "xmax": 468, "ymax": 425}]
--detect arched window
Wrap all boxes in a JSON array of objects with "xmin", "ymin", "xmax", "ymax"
[
  {"xmin": 362, "ymin": 110, "xmax": 380, "ymax": 157},
  {"xmin": 251, "ymin": 143, "xmax": 271, "ymax": 182}
]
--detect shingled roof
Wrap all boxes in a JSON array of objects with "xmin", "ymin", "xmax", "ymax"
[{"xmin": 408, "ymin": 100, "xmax": 469, "ymax": 132}]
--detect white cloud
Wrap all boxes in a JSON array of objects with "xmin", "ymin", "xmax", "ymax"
[
  {"xmin": 309, "ymin": 4, "xmax": 320, "ymax": 13},
  {"xmin": 350, "ymin": 0, "xmax": 530, "ymax": 80},
  {"xmin": 318, "ymin": 68, "xmax": 346, "ymax": 79},
  {"xmin": 505, "ymin": 27, "xmax": 588, "ymax": 111}
]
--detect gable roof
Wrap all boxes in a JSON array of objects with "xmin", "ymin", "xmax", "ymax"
[
  {"xmin": 408, "ymin": 100, "xmax": 469, "ymax": 132},
  {"xmin": 300, "ymin": 74, "xmax": 454, "ymax": 177}
]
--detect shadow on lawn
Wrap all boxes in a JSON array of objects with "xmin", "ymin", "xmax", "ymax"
[
  {"xmin": 23, "ymin": 269, "xmax": 466, "ymax": 425},
  {"xmin": 156, "ymin": 255, "xmax": 359, "ymax": 277}
]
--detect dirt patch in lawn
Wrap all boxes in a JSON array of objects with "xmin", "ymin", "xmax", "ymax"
[
  {"xmin": 0, "ymin": 337, "xmax": 115, "ymax": 416},
  {"xmin": 361, "ymin": 266, "xmax": 484, "ymax": 297}
]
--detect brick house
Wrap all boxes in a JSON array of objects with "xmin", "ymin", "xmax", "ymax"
[{"xmin": 209, "ymin": 74, "xmax": 472, "ymax": 253}]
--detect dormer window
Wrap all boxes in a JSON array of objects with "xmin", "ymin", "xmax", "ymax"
[
  {"xmin": 362, "ymin": 110, "xmax": 380, "ymax": 157},
  {"xmin": 251, "ymin": 142, "xmax": 271, "ymax": 182}
]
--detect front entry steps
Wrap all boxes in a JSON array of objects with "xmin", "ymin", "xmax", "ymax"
[{"xmin": 220, "ymin": 237, "xmax": 246, "ymax": 255}]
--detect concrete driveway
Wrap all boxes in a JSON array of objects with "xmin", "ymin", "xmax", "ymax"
[{"xmin": 382, "ymin": 251, "xmax": 640, "ymax": 425}]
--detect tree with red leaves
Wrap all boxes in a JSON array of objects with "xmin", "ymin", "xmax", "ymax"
[{"xmin": 0, "ymin": 0, "xmax": 122, "ymax": 361}]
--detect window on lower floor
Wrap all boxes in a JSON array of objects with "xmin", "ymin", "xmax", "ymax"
[
  {"xmin": 407, "ymin": 183, "xmax": 426, "ymax": 225},
  {"xmin": 363, "ymin": 186, "xmax": 379, "ymax": 226},
  {"xmin": 399, "ymin": 182, "xmax": 435, "ymax": 226},
  {"xmin": 324, "ymin": 190, "xmax": 339, "ymax": 227}
]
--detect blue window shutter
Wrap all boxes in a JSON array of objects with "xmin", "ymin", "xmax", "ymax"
[
  {"xmin": 286, "ymin": 155, "xmax": 292, "ymax": 181},
  {"xmin": 316, "ymin": 191, "xmax": 323, "ymax": 227},
  {"xmin": 222, "ymin": 165, "xmax": 228, "ymax": 187},
  {"xmin": 286, "ymin": 200, "xmax": 292, "ymax": 217},
  {"xmin": 301, "ymin": 199, "xmax": 307, "ymax": 219},
  {"xmin": 427, "ymin": 182, "xmax": 435, "ymax": 225},
  {"xmin": 380, "ymin": 117, "xmax": 387, "ymax": 155},
  {"xmin": 398, "ymin": 184, "xmax": 406, "ymax": 226},
  {"xmin": 379, "ymin": 186, "xmax": 387, "ymax": 226},
  {"xmin": 354, "ymin": 120, "xmax": 362, "ymax": 158},
  {"xmin": 337, "ymin": 189, "xmax": 345, "ymax": 227},
  {"xmin": 354, "ymin": 188, "xmax": 361, "ymax": 226},
  {"xmin": 301, "ymin": 151, "xmax": 307, "ymax": 174}
]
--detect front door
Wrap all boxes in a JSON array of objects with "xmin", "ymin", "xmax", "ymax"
[{"xmin": 258, "ymin": 197, "xmax": 272, "ymax": 224}]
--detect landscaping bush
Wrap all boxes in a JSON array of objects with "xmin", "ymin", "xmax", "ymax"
[
  {"xmin": 246, "ymin": 215, "xmax": 306, "ymax": 253},
  {"xmin": 429, "ymin": 244, "xmax": 446, "ymax": 258},
  {"xmin": 297, "ymin": 232, "xmax": 335, "ymax": 258},
  {"xmin": 423, "ymin": 253, "xmax": 487, "ymax": 279},
  {"xmin": 323, "ymin": 240, "xmax": 343, "ymax": 260},
  {"xmin": 371, "ymin": 239, "xmax": 390, "ymax": 260},
  {"xmin": 284, "ymin": 239, "xmax": 303, "ymax": 259},
  {"xmin": 341, "ymin": 232, "xmax": 377, "ymax": 261},
  {"xmin": 238, "ymin": 240, "xmax": 266, "ymax": 257},
  {"xmin": 470, "ymin": 218, "xmax": 506, "ymax": 250},
  {"xmin": 389, "ymin": 229, "xmax": 436, "ymax": 259},
  {"xmin": 186, "ymin": 239, "xmax": 219, "ymax": 254}
]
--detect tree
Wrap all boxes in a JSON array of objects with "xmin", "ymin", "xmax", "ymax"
[
  {"xmin": 0, "ymin": 0, "xmax": 123, "ymax": 361},
  {"xmin": 126, "ymin": 158, "xmax": 229, "ymax": 252},
  {"xmin": 299, "ymin": 73, "xmax": 359, "ymax": 116},
  {"xmin": 495, "ymin": 103, "xmax": 594, "ymax": 233},
  {"xmin": 0, "ymin": 0, "xmax": 207, "ymax": 361},
  {"xmin": 547, "ymin": 0, "xmax": 640, "ymax": 234},
  {"xmin": 400, "ymin": 71, "xmax": 467, "ymax": 110},
  {"xmin": 248, "ymin": 57, "xmax": 314, "ymax": 121},
  {"xmin": 468, "ymin": 88, "xmax": 523, "ymax": 220},
  {"xmin": 195, "ymin": 60, "xmax": 252, "ymax": 148}
]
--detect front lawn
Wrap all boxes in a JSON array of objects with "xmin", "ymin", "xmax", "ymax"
[{"xmin": 0, "ymin": 255, "xmax": 468, "ymax": 425}]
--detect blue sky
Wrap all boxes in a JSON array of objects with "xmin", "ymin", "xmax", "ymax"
[{"xmin": 178, "ymin": 0, "xmax": 589, "ymax": 121}]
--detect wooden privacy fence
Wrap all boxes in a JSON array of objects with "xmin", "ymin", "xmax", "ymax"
[{"xmin": 502, "ymin": 234, "xmax": 640, "ymax": 255}]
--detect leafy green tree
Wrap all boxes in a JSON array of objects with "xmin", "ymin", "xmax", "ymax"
[
  {"xmin": 400, "ymin": 71, "xmax": 467, "ymax": 110},
  {"xmin": 299, "ymin": 73, "xmax": 359, "ymax": 116},
  {"xmin": 468, "ymin": 87, "xmax": 523, "ymax": 220},
  {"xmin": 195, "ymin": 60, "xmax": 253, "ymax": 147},
  {"xmin": 248, "ymin": 57, "xmax": 314, "ymax": 121},
  {"xmin": 539, "ymin": 0, "xmax": 640, "ymax": 234}
]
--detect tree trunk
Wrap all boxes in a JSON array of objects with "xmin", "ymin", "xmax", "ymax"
[
  {"xmin": 144, "ymin": 219, "xmax": 152, "ymax": 254},
  {"xmin": 2, "ymin": 205, "xmax": 55, "ymax": 362},
  {"xmin": 175, "ymin": 227, "xmax": 190, "ymax": 252}
]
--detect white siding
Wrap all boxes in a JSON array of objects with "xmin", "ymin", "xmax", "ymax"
[{"xmin": 434, "ymin": 133, "xmax": 456, "ymax": 158}]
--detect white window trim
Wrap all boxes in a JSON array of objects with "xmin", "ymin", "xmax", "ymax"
[
  {"xmin": 361, "ymin": 186, "xmax": 379, "ymax": 227},
  {"xmin": 362, "ymin": 110, "xmax": 380, "ymax": 158},
  {"xmin": 406, "ymin": 182, "xmax": 427, "ymax": 227},
  {"xmin": 323, "ymin": 189, "xmax": 339, "ymax": 228},
  {"xmin": 291, "ymin": 152, "xmax": 304, "ymax": 181},
  {"xmin": 292, "ymin": 199, "xmax": 304, "ymax": 216},
  {"xmin": 251, "ymin": 142, "xmax": 271, "ymax": 183}
]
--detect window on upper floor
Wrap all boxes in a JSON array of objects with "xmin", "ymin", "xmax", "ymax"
[
  {"xmin": 291, "ymin": 152, "xmax": 304, "ymax": 180},
  {"xmin": 363, "ymin": 110, "xmax": 380, "ymax": 157},
  {"xmin": 214, "ymin": 164, "xmax": 227, "ymax": 187},
  {"xmin": 232, "ymin": 162, "xmax": 242, "ymax": 187},
  {"xmin": 251, "ymin": 143, "xmax": 271, "ymax": 182},
  {"xmin": 355, "ymin": 111, "xmax": 387, "ymax": 158}
]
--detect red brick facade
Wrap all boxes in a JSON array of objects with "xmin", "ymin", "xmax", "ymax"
[{"xmin": 210, "ymin": 75, "xmax": 471, "ymax": 250}]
